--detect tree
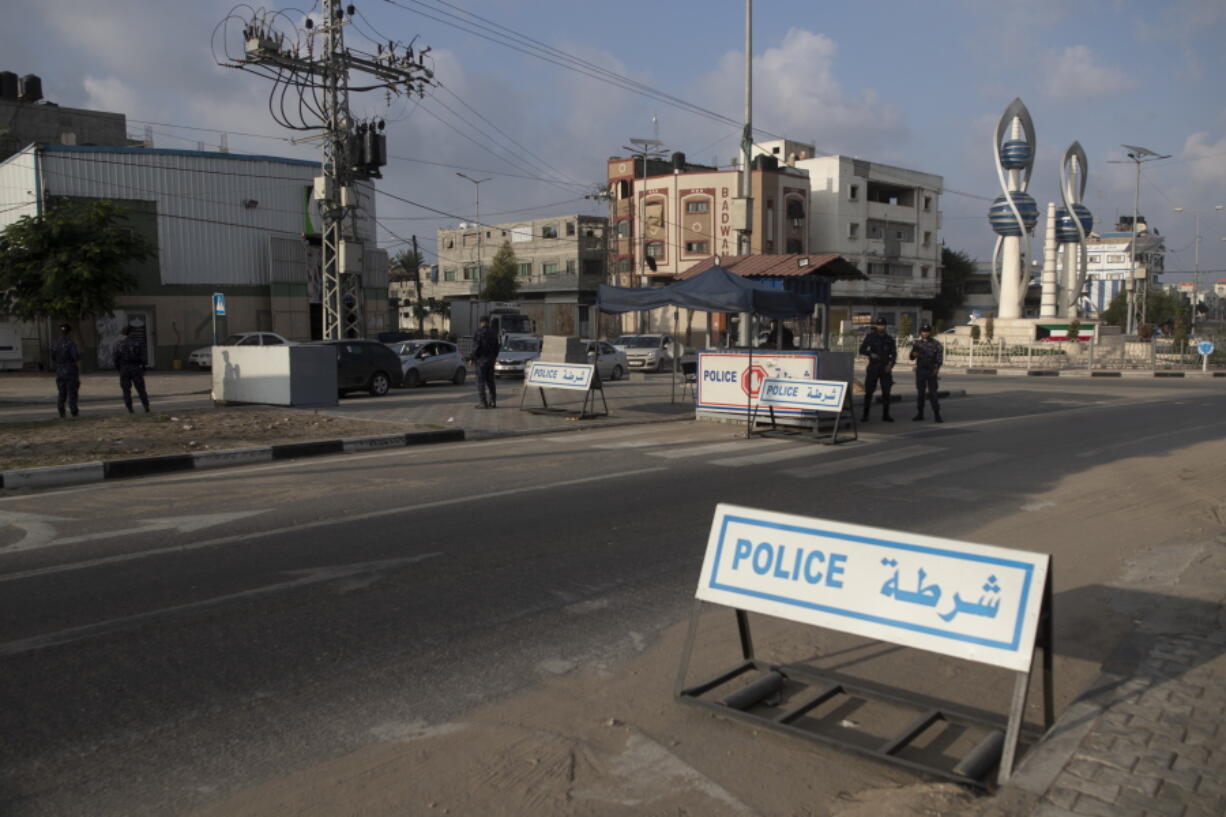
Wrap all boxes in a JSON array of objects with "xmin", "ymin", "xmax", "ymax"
[
  {"xmin": 481, "ymin": 240, "xmax": 520, "ymax": 301},
  {"xmin": 1100, "ymin": 289, "xmax": 1184, "ymax": 331},
  {"xmin": 898, "ymin": 313, "xmax": 913, "ymax": 340},
  {"xmin": 930, "ymin": 246, "xmax": 976, "ymax": 325},
  {"xmin": 984, "ymin": 314, "xmax": 995, "ymax": 341},
  {"xmin": 0, "ymin": 198, "xmax": 154, "ymax": 321}
]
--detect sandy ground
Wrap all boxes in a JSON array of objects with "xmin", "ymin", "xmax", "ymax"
[
  {"xmin": 182, "ymin": 431, "xmax": 1226, "ymax": 817},
  {"xmin": 0, "ymin": 408, "xmax": 421, "ymax": 470}
]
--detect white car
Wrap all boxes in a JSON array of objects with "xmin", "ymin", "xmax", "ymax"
[
  {"xmin": 389, "ymin": 339, "xmax": 467, "ymax": 387},
  {"xmin": 495, "ymin": 336, "xmax": 542, "ymax": 378},
  {"xmin": 188, "ymin": 332, "xmax": 291, "ymax": 369},
  {"xmin": 613, "ymin": 333, "xmax": 676, "ymax": 372},
  {"xmin": 582, "ymin": 339, "xmax": 628, "ymax": 381}
]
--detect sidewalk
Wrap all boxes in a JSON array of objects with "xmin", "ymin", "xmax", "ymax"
[{"xmin": 0, "ymin": 370, "xmax": 211, "ymax": 404}]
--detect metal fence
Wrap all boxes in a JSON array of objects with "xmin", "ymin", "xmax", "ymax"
[{"xmin": 828, "ymin": 334, "xmax": 1225, "ymax": 372}]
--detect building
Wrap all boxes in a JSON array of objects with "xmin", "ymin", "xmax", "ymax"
[
  {"xmin": 0, "ymin": 144, "xmax": 387, "ymax": 368},
  {"xmin": 951, "ymin": 262, "xmax": 1041, "ymax": 327},
  {"xmin": 1080, "ymin": 215, "xmax": 1165, "ymax": 316},
  {"xmin": 425, "ymin": 214, "xmax": 609, "ymax": 337},
  {"xmin": 779, "ymin": 143, "xmax": 943, "ymax": 334},
  {"xmin": 604, "ymin": 141, "xmax": 944, "ymax": 339},
  {"xmin": 0, "ymin": 71, "xmax": 138, "ymax": 163}
]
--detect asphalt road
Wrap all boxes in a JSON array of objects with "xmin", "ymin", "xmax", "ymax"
[{"xmin": 1, "ymin": 376, "xmax": 1224, "ymax": 816}]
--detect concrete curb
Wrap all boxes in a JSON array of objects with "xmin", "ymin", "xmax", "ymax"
[
  {"xmin": 948, "ymin": 368, "xmax": 1224, "ymax": 379},
  {"xmin": 0, "ymin": 428, "xmax": 464, "ymax": 491}
]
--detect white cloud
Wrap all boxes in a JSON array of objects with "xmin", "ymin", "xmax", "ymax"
[
  {"xmin": 695, "ymin": 28, "xmax": 907, "ymax": 157},
  {"xmin": 1041, "ymin": 46, "xmax": 1127, "ymax": 102},
  {"xmin": 1178, "ymin": 131, "xmax": 1226, "ymax": 187}
]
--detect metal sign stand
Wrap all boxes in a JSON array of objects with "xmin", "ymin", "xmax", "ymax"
[
  {"xmin": 519, "ymin": 372, "xmax": 609, "ymax": 419},
  {"xmin": 750, "ymin": 381, "xmax": 857, "ymax": 445},
  {"xmin": 674, "ymin": 570, "xmax": 1054, "ymax": 789}
]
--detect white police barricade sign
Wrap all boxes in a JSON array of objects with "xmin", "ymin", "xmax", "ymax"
[
  {"xmin": 521, "ymin": 361, "xmax": 607, "ymax": 418},
  {"xmin": 675, "ymin": 503, "xmax": 1054, "ymax": 787},
  {"xmin": 756, "ymin": 377, "xmax": 855, "ymax": 444}
]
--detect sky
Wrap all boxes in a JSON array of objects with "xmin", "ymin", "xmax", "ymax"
[{"xmin": 4, "ymin": 0, "xmax": 1226, "ymax": 286}]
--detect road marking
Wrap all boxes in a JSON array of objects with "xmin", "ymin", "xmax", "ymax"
[
  {"xmin": 0, "ymin": 510, "xmax": 267, "ymax": 554},
  {"xmin": 876, "ymin": 451, "xmax": 1008, "ymax": 485},
  {"xmin": 780, "ymin": 444, "xmax": 942, "ymax": 479},
  {"xmin": 0, "ymin": 466, "xmax": 667, "ymax": 584},
  {"xmin": 647, "ymin": 438, "xmax": 791, "ymax": 459},
  {"xmin": 711, "ymin": 440, "xmax": 876, "ymax": 467},
  {"xmin": 0, "ymin": 511, "xmax": 67, "ymax": 551},
  {"xmin": 0, "ymin": 553, "xmax": 442, "ymax": 657}
]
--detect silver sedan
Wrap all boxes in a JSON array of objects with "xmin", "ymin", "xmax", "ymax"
[{"xmin": 389, "ymin": 340, "xmax": 468, "ymax": 387}]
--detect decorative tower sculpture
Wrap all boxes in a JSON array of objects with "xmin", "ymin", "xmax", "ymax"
[
  {"xmin": 1055, "ymin": 142, "xmax": 1093, "ymax": 318},
  {"xmin": 989, "ymin": 98, "xmax": 1038, "ymax": 319}
]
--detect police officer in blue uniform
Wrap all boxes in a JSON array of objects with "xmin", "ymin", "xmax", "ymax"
[
  {"xmin": 49, "ymin": 323, "xmax": 81, "ymax": 418},
  {"xmin": 113, "ymin": 326, "xmax": 151, "ymax": 413},
  {"xmin": 859, "ymin": 317, "xmax": 896, "ymax": 422},
  {"xmin": 470, "ymin": 316, "xmax": 500, "ymax": 409},
  {"xmin": 909, "ymin": 324, "xmax": 944, "ymax": 422}
]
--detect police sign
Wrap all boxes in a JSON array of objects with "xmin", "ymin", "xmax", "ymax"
[
  {"xmin": 757, "ymin": 377, "xmax": 847, "ymax": 413},
  {"xmin": 696, "ymin": 504, "xmax": 1050, "ymax": 671},
  {"xmin": 525, "ymin": 361, "xmax": 594, "ymax": 392}
]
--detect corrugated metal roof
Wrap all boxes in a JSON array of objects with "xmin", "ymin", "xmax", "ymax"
[
  {"xmin": 40, "ymin": 144, "xmax": 318, "ymax": 168},
  {"xmin": 678, "ymin": 254, "xmax": 865, "ymax": 280}
]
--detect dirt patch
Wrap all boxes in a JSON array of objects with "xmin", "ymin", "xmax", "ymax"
[{"xmin": 0, "ymin": 407, "xmax": 425, "ymax": 470}]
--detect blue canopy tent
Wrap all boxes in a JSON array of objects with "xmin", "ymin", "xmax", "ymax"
[{"xmin": 596, "ymin": 264, "xmax": 816, "ymax": 318}]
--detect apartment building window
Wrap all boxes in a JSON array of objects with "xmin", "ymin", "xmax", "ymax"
[
  {"xmin": 786, "ymin": 199, "xmax": 805, "ymax": 225},
  {"xmin": 517, "ymin": 262, "xmax": 532, "ymax": 277},
  {"xmin": 616, "ymin": 220, "xmax": 631, "ymax": 238},
  {"xmin": 923, "ymin": 231, "xmax": 932, "ymax": 247},
  {"xmin": 566, "ymin": 221, "xmax": 575, "ymax": 236},
  {"xmin": 444, "ymin": 238, "xmax": 454, "ymax": 248},
  {"xmin": 463, "ymin": 265, "xmax": 478, "ymax": 281},
  {"xmin": 645, "ymin": 241, "xmax": 664, "ymax": 258},
  {"xmin": 543, "ymin": 262, "xmax": 560, "ymax": 275},
  {"xmin": 686, "ymin": 200, "xmax": 709, "ymax": 213},
  {"xmin": 848, "ymin": 222, "xmax": 860, "ymax": 239},
  {"xmin": 923, "ymin": 196, "xmax": 933, "ymax": 212},
  {"xmin": 1107, "ymin": 254, "xmax": 1123, "ymax": 263},
  {"xmin": 566, "ymin": 259, "xmax": 575, "ymax": 274},
  {"xmin": 867, "ymin": 221, "xmax": 885, "ymax": 239},
  {"xmin": 618, "ymin": 258, "xmax": 633, "ymax": 273},
  {"xmin": 849, "ymin": 184, "xmax": 859, "ymax": 201},
  {"xmin": 867, "ymin": 262, "xmax": 888, "ymax": 276},
  {"xmin": 921, "ymin": 265, "xmax": 930, "ymax": 278},
  {"xmin": 1088, "ymin": 255, "xmax": 1100, "ymax": 263},
  {"xmin": 890, "ymin": 264, "xmax": 912, "ymax": 276},
  {"xmin": 541, "ymin": 224, "xmax": 558, "ymax": 239},
  {"xmin": 443, "ymin": 268, "xmax": 456, "ymax": 281},
  {"xmin": 511, "ymin": 225, "xmax": 532, "ymax": 243},
  {"xmin": 685, "ymin": 241, "xmax": 709, "ymax": 253}
]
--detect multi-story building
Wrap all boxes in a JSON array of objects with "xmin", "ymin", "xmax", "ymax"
[
  {"xmin": 603, "ymin": 141, "xmax": 944, "ymax": 338},
  {"xmin": 427, "ymin": 214, "xmax": 609, "ymax": 337},
  {"xmin": 1081, "ymin": 216, "xmax": 1165, "ymax": 317},
  {"xmin": 773, "ymin": 141, "xmax": 943, "ymax": 333}
]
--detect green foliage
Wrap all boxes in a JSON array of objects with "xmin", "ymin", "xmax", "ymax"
[
  {"xmin": 1100, "ymin": 288, "xmax": 1184, "ymax": 331},
  {"xmin": 1067, "ymin": 318, "xmax": 1081, "ymax": 342},
  {"xmin": 1172, "ymin": 313, "xmax": 1188, "ymax": 345},
  {"xmin": 390, "ymin": 248, "xmax": 423, "ymax": 282},
  {"xmin": 984, "ymin": 314, "xmax": 995, "ymax": 341},
  {"xmin": 0, "ymin": 198, "xmax": 153, "ymax": 321},
  {"xmin": 970, "ymin": 324, "xmax": 981, "ymax": 341},
  {"xmin": 481, "ymin": 240, "xmax": 520, "ymax": 301},
  {"xmin": 930, "ymin": 246, "xmax": 977, "ymax": 324},
  {"xmin": 898, "ymin": 313, "xmax": 913, "ymax": 339}
]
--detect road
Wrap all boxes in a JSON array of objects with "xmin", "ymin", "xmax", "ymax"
[{"xmin": 1, "ymin": 376, "xmax": 1224, "ymax": 816}]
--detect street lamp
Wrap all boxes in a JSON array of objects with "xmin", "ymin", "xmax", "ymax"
[
  {"xmin": 456, "ymin": 173, "xmax": 490, "ymax": 333},
  {"xmin": 1109, "ymin": 145, "xmax": 1170, "ymax": 334},
  {"xmin": 1172, "ymin": 205, "xmax": 1225, "ymax": 332}
]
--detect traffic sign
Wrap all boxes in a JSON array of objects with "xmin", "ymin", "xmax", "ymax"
[
  {"xmin": 212, "ymin": 292, "xmax": 226, "ymax": 316},
  {"xmin": 1197, "ymin": 340, "xmax": 1214, "ymax": 356}
]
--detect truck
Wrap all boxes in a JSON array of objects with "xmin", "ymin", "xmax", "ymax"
[{"xmin": 449, "ymin": 301, "xmax": 536, "ymax": 356}]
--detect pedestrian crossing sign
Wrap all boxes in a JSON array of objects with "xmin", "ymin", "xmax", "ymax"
[{"xmin": 213, "ymin": 292, "xmax": 226, "ymax": 316}]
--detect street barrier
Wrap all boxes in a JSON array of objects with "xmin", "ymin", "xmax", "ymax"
[
  {"xmin": 676, "ymin": 504, "xmax": 1054, "ymax": 787},
  {"xmin": 754, "ymin": 377, "xmax": 856, "ymax": 445},
  {"xmin": 520, "ymin": 361, "xmax": 608, "ymax": 419}
]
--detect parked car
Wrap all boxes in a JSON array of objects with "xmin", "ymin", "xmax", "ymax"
[
  {"xmin": 305, "ymin": 339, "xmax": 404, "ymax": 397},
  {"xmin": 494, "ymin": 335, "xmax": 542, "ymax": 378},
  {"xmin": 582, "ymin": 339, "xmax": 628, "ymax": 381},
  {"xmin": 613, "ymin": 333, "xmax": 676, "ymax": 372},
  {"xmin": 388, "ymin": 339, "xmax": 467, "ymax": 387},
  {"xmin": 188, "ymin": 332, "xmax": 291, "ymax": 369}
]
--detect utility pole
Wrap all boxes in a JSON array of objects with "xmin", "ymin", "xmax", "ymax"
[
  {"xmin": 1110, "ymin": 145, "xmax": 1169, "ymax": 335},
  {"xmin": 411, "ymin": 234, "xmax": 423, "ymax": 333},
  {"xmin": 220, "ymin": 2, "xmax": 433, "ymax": 340},
  {"xmin": 736, "ymin": 0, "xmax": 753, "ymax": 346},
  {"xmin": 456, "ymin": 173, "xmax": 490, "ymax": 331},
  {"xmin": 1172, "ymin": 205, "xmax": 1224, "ymax": 332}
]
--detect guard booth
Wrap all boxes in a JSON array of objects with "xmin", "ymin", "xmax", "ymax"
[{"xmin": 676, "ymin": 504, "xmax": 1054, "ymax": 788}]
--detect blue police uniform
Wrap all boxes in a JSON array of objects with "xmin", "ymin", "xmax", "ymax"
[
  {"xmin": 471, "ymin": 323, "xmax": 500, "ymax": 408},
  {"xmin": 113, "ymin": 334, "xmax": 151, "ymax": 413},
  {"xmin": 909, "ymin": 332, "xmax": 944, "ymax": 422},
  {"xmin": 859, "ymin": 325, "xmax": 897, "ymax": 421},
  {"xmin": 49, "ymin": 335, "xmax": 81, "ymax": 418}
]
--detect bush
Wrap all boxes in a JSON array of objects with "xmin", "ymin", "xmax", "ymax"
[
  {"xmin": 970, "ymin": 325, "xmax": 981, "ymax": 341},
  {"xmin": 984, "ymin": 315, "xmax": 995, "ymax": 341}
]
